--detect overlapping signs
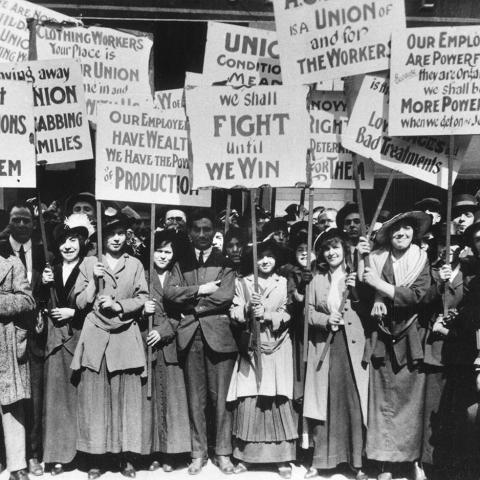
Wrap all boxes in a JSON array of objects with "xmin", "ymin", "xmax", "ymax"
[
  {"xmin": 0, "ymin": 59, "xmax": 92, "ymax": 165},
  {"xmin": 343, "ymin": 74, "xmax": 465, "ymax": 189},
  {"xmin": 273, "ymin": 0, "xmax": 405, "ymax": 84},
  {"xmin": 186, "ymin": 85, "xmax": 310, "ymax": 189},
  {"xmin": 0, "ymin": 80, "xmax": 35, "ymax": 187},
  {"xmin": 390, "ymin": 26, "xmax": 480, "ymax": 136}
]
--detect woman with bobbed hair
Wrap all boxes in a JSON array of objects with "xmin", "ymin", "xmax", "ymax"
[
  {"xmin": 358, "ymin": 211, "xmax": 432, "ymax": 480},
  {"xmin": 303, "ymin": 228, "xmax": 368, "ymax": 480},
  {"xmin": 41, "ymin": 214, "xmax": 94, "ymax": 475}
]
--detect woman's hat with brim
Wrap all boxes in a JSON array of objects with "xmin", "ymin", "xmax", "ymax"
[
  {"xmin": 374, "ymin": 211, "xmax": 432, "ymax": 246},
  {"xmin": 53, "ymin": 213, "xmax": 94, "ymax": 245},
  {"xmin": 313, "ymin": 227, "xmax": 348, "ymax": 252},
  {"xmin": 103, "ymin": 212, "xmax": 131, "ymax": 233},
  {"xmin": 463, "ymin": 210, "xmax": 480, "ymax": 247}
]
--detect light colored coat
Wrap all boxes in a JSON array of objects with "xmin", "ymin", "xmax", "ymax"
[
  {"xmin": 303, "ymin": 271, "xmax": 369, "ymax": 425},
  {"xmin": 227, "ymin": 273, "xmax": 293, "ymax": 400}
]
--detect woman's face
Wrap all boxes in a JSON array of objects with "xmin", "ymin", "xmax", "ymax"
[
  {"xmin": 59, "ymin": 235, "xmax": 81, "ymax": 263},
  {"xmin": 390, "ymin": 222, "xmax": 414, "ymax": 251},
  {"xmin": 105, "ymin": 227, "xmax": 126, "ymax": 254},
  {"xmin": 153, "ymin": 242, "xmax": 173, "ymax": 270},
  {"xmin": 323, "ymin": 241, "xmax": 344, "ymax": 268},
  {"xmin": 258, "ymin": 249, "xmax": 276, "ymax": 275},
  {"xmin": 213, "ymin": 231, "xmax": 224, "ymax": 251},
  {"xmin": 225, "ymin": 237, "xmax": 243, "ymax": 264},
  {"xmin": 295, "ymin": 243, "xmax": 309, "ymax": 268}
]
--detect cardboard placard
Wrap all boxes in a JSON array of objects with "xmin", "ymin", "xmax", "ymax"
[
  {"xmin": 154, "ymin": 89, "xmax": 184, "ymax": 111},
  {"xmin": 0, "ymin": 80, "xmax": 35, "ymax": 187},
  {"xmin": 310, "ymin": 91, "xmax": 373, "ymax": 189},
  {"xmin": 96, "ymin": 104, "xmax": 211, "ymax": 207},
  {"xmin": 0, "ymin": 59, "xmax": 92, "ymax": 164},
  {"xmin": 186, "ymin": 85, "xmax": 310, "ymax": 189},
  {"xmin": 389, "ymin": 26, "xmax": 480, "ymax": 136},
  {"xmin": 203, "ymin": 22, "xmax": 281, "ymax": 86},
  {"xmin": 184, "ymin": 71, "xmax": 209, "ymax": 88},
  {"xmin": 343, "ymin": 74, "xmax": 464, "ymax": 189},
  {"xmin": 273, "ymin": 0, "xmax": 405, "ymax": 84},
  {"xmin": 36, "ymin": 25, "xmax": 153, "ymax": 122}
]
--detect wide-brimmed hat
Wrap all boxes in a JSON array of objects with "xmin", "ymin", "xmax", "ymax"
[
  {"xmin": 414, "ymin": 197, "xmax": 442, "ymax": 213},
  {"xmin": 53, "ymin": 213, "xmax": 94, "ymax": 245},
  {"xmin": 464, "ymin": 211, "xmax": 480, "ymax": 247},
  {"xmin": 313, "ymin": 227, "xmax": 348, "ymax": 252},
  {"xmin": 452, "ymin": 194, "xmax": 478, "ymax": 215},
  {"xmin": 64, "ymin": 192, "xmax": 95, "ymax": 216},
  {"xmin": 336, "ymin": 202, "xmax": 359, "ymax": 229},
  {"xmin": 103, "ymin": 212, "xmax": 131, "ymax": 233},
  {"xmin": 374, "ymin": 211, "xmax": 432, "ymax": 246}
]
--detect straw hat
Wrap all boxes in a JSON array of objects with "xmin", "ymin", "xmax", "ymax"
[{"xmin": 374, "ymin": 211, "xmax": 432, "ymax": 246}]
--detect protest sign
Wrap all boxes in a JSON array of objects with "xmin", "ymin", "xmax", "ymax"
[
  {"xmin": 36, "ymin": 25, "xmax": 153, "ymax": 122},
  {"xmin": 96, "ymin": 104, "xmax": 211, "ymax": 207},
  {"xmin": 186, "ymin": 85, "xmax": 309, "ymax": 189},
  {"xmin": 389, "ymin": 26, "xmax": 480, "ymax": 136},
  {"xmin": 185, "ymin": 71, "xmax": 209, "ymax": 88},
  {"xmin": 154, "ymin": 89, "xmax": 184, "ymax": 111},
  {"xmin": 343, "ymin": 74, "xmax": 464, "ymax": 189},
  {"xmin": 0, "ymin": 0, "xmax": 79, "ymax": 64},
  {"xmin": 309, "ymin": 91, "xmax": 373, "ymax": 189},
  {"xmin": 202, "ymin": 22, "xmax": 281, "ymax": 86},
  {"xmin": 316, "ymin": 79, "xmax": 345, "ymax": 92},
  {"xmin": 0, "ymin": 59, "xmax": 92, "ymax": 164},
  {"xmin": 273, "ymin": 0, "xmax": 405, "ymax": 84},
  {"xmin": 0, "ymin": 80, "xmax": 35, "ymax": 187}
]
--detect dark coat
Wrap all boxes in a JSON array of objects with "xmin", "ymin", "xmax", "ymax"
[{"xmin": 163, "ymin": 248, "xmax": 237, "ymax": 353}]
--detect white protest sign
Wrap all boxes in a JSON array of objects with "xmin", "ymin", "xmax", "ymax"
[
  {"xmin": 0, "ymin": 59, "xmax": 92, "ymax": 164},
  {"xmin": 36, "ymin": 25, "xmax": 153, "ymax": 122},
  {"xmin": 203, "ymin": 22, "xmax": 281, "ymax": 86},
  {"xmin": 310, "ymin": 91, "xmax": 373, "ymax": 189},
  {"xmin": 186, "ymin": 85, "xmax": 309, "ymax": 189},
  {"xmin": 0, "ymin": 0, "xmax": 79, "ymax": 64},
  {"xmin": 390, "ymin": 26, "xmax": 480, "ymax": 136},
  {"xmin": 0, "ymin": 80, "xmax": 35, "ymax": 187},
  {"xmin": 185, "ymin": 71, "xmax": 209, "ymax": 88},
  {"xmin": 316, "ymin": 79, "xmax": 345, "ymax": 92},
  {"xmin": 154, "ymin": 89, "xmax": 184, "ymax": 111},
  {"xmin": 343, "ymin": 74, "xmax": 464, "ymax": 189},
  {"xmin": 273, "ymin": 0, "xmax": 405, "ymax": 84},
  {"xmin": 96, "ymin": 104, "xmax": 211, "ymax": 207}
]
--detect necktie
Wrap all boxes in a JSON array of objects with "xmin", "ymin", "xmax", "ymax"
[
  {"xmin": 198, "ymin": 250, "xmax": 204, "ymax": 267},
  {"xmin": 19, "ymin": 245, "xmax": 27, "ymax": 270}
]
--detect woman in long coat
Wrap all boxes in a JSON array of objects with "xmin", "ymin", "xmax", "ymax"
[
  {"xmin": 227, "ymin": 240, "xmax": 297, "ymax": 478},
  {"xmin": 358, "ymin": 211, "xmax": 432, "ymax": 480},
  {"xmin": 73, "ymin": 213, "xmax": 149, "ymax": 479},
  {"xmin": 303, "ymin": 228, "xmax": 368, "ymax": 480},
  {"xmin": 41, "ymin": 214, "xmax": 93, "ymax": 475},
  {"xmin": 141, "ymin": 230, "xmax": 190, "ymax": 471}
]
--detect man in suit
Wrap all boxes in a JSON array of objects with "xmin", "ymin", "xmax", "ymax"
[
  {"xmin": 164, "ymin": 208, "xmax": 237, "ymax": 475},
  {"xmin": 0, "ymin": 203, "xmax": 51, "ymax": 476}
]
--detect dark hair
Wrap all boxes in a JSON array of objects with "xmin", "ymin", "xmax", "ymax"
[
  {"xmin": 224, "ymin": 227, "xmax": 247, "ymax": 248},
  {"xmin": 316, "ymin": 235, "xmax": 350, "ymax": 271},
  {"xmin": 8, "ymin": 201, "xmax": 34, "ymax": 217},
  {"xmin": 54, "ymin": 232, "xmax": 88, "ymax": 263},
  {"xmin": 387, "ymin": 219, "xmax": 419, "ymax": 245},
  {"xmin": 188, "ymin": 208, "xmax": 216, "ymax": 228},
  {"xmin": 154, "ymin": 229, "xmax": 178, "ymax": 252},
  {"xmin": 240, "ymin": 240, "xmax": 281, "ymax": 277}
]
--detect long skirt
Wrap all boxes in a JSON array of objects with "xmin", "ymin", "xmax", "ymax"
[
  {"xmin": 366, "ymin": 354, "xmax": 426, "ymax": 462},
  {"xmin": 140, "ymin": 350, "xmax": 190, "ymax": 455},
  {"xmin": 232, "ymin": 396, "xmax": 298, "ymax": 463},
  {"xmin": 43, "ymin": 347, "xmax": 79, "ymax": 464},
  {"xmin": 311, "ymin": 329, "xmax": 364, "ymax": 470},
  {"xmin": 76, "ymin": 360, "xmax": 143, "ymax": 454}
]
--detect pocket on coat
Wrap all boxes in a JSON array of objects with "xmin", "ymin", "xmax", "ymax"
[{"xmin": 15, "ymin": 326, "xmax": 28, "ymax": 362}]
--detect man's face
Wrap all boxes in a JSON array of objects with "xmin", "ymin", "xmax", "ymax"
[
  {"xmin": 317, "ymin": 211, "xmax": 337, "ymax": 232},
  {"xmin": 453, "ymin": 209, "xmax": 474, "ymax": 234},
  {"xmin": 72, "ymin": 201, "xmax": 95, "ymax": 221},
  {"xmin": 165, "ymin": 209, "xmax": 187, "ymax": 233},
  {"xmin": 343, "ymin": 213, "xmax": 361, "ymax": 240},
  {"xmin": 10, "ymin": 207, "xmax": 33, "ymax": 244},
  {"xmin": 190, "ymin": 218, "xmax": 214, "ymax": 251},
  {"xmin": 272, "ymin": 229, "xmax": 288, "ymax": 247}
]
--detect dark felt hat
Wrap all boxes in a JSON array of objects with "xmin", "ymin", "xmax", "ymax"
[
  {"xmin": 64, "ymin": 192, "xmax": 95, "ymax": 216},
  {"xmin": 452, "ymin": 194, "xmax": 478, "ymax": 214},
  {"xmin": 414, "ymin": 198, "xmax": 442, "ymax": 213},
  {"xmin": 374, "ymin": 211, "xmax": 432, "ymax": 246},
  {"xmin": 313, "ymin": 227, "xmax": 348, "ymax": 252}
]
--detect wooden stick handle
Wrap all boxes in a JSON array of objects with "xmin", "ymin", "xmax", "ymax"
[{"xmin": 147, "ymin": 203, "xmax": 156, "ymax": 399}]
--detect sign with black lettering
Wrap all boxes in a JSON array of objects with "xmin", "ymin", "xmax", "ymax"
[
  {"xmin": 96, "ymin": 104, "xmax": 211, "ymax": 206},
  {"xmin": 343, "ymin": 74, "xmax": 464, "ymax": 189},
  {"xmin": 0, "ymin": 80, "xmax": 35, "ymax": 187},
  {"xmin": 0, "ymin": 59, "xmax": 92, "ymax": 164},
  {"xmin": 310, "ymin": 91, "xmax": 373, "ymax": 189},
  {"xmin": 203, "ymin": 22, "xmax": 281, "ymax": 86},
  {"xmin": 36, "ymin": 25, "xmax": 153, "ymax": 122},
  {"xmin": 273, "ymin": 0, "xmax": 405, "ymax": 84},
  {"xmin": 185, "ymin": 85, "xmax": 309, "ymax": 189},
  {"xmin": 390, "ymin": 26, "xmax": 480, "ymax": 135}
]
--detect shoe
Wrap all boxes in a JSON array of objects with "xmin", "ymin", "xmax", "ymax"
[
  {"xmin": 9, "ymin": 470, "xmax": 29, "ymax": 480},
  {"xmin": 28, "ymin": 459, "xmax": 43, "ymax": 477},
  {"xmin": 188, "ymin": 458, "xmax": 208, "ymax": 475},
  {"xmin": 356, "ymin": 470, "xmax": 368, "ymax": 480},
  {"xmin": 162, "ymin": 463, "xmax": 174, "ymax": 473},
  {"xmin": 50, "ymin": 464, "xmax": 64, "ymax": 476},
  {"xmin": 120, "ymin": 461, "xmax": 136, "ymax": 478},
  {"xmin": 413, "ymin": 462, "xmax": 427, "ymax": 480},
  {"xmin": 213, "ymin": 456, "xmax": 234, "ymax": 475},
  {"xmin": 149, "ymin": 461, "xmax": 161, "ymax": 472},
  {"xmin": 233, "ymin": 462, "xmax": 248, "ymax": 474},
  {"xmin": 87, "ymin": 469, "xmax": 102, "ymax": 480},
  {"xmin": 304, "ymin": 467, "xmax": 318, "ymax": 479},
  {"xmin": 377, "ymin": 473, "xmax": 392, "ymax": 480},
  {"xmin": 278, "ymin": 464, "xmax": 292, "ymax": 479}
]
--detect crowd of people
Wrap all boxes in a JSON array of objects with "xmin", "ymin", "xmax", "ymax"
[{"xmin": 2, "ymin": 190, "xmax": 480, "ymax": 480}]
